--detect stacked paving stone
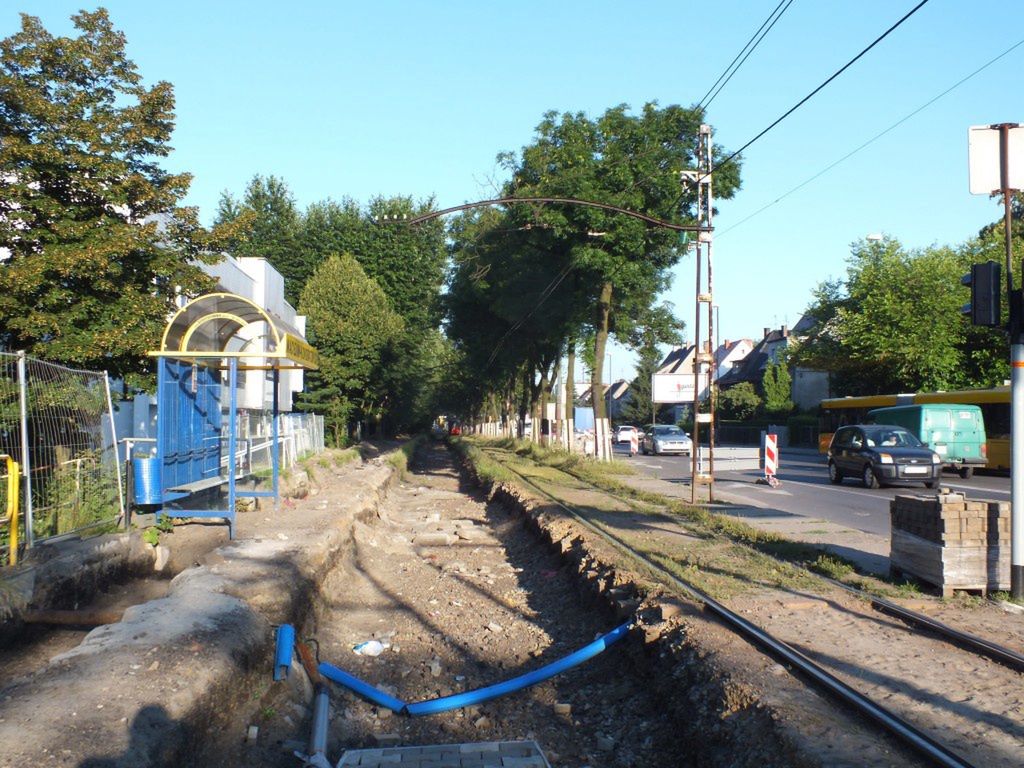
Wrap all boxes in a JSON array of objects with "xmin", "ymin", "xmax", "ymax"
[
  {"xmin": 336, "ymin": 740, "xmax": 550, "ymax": 767},
  {"xmin": 890, "ymin": 491, "xmax": 1010, "ymax": 596}
]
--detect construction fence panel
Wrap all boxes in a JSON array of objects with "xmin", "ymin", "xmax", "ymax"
[{"xmin": 0, "ymin": 351, "xmax": 124, "ymax": 550}]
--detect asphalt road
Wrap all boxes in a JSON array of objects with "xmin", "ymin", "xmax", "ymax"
[{"xmin": 614, "ymin": 442, "xmax": 1010, "ymax": 538}]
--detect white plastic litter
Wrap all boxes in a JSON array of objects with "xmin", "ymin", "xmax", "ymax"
[{"xmin": 352, "ymin": 640, "xmax": 386, "ymax": 657}]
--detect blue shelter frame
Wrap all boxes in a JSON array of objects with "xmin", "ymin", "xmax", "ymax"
[{"xmin": 149, "ymin": 293, "xmax": 318, "ymax": 538}]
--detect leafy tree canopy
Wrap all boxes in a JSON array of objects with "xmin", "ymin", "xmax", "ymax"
[
  {"xmin": 297, "ymin": 253, "xmax": 404, "ymax": 443},
  {"xmin": 445, "ymin": 103, "xmax": 737, "ymax": 423},
  {"xmin": 0, "ymin": 10, "xmax": 217, "ymax": 384},
  {"xmin": 718, "ymin": 382, "xmax": 761, "ymax": 421},
  {"xmin": 761, "ymin": 359, "xmax": 794, "ymax": 416},
  {"xmin": 792, "ymin": 235, "xmax": 1012, "ymax": 395},
  {"xmin": 216, "ymin": 175, "xmax": 301, "ymax": 304}
]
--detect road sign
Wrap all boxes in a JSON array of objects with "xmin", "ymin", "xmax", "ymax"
[{"xmin": 968, "ymin": 124, "xmax": 1024, "ymax": 194}]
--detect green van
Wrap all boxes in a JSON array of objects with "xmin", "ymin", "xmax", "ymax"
[{"xmin": 867, "ymin": 404, "xmax": 986, "ymax": 478}]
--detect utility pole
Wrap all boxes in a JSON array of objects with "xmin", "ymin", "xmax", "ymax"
[
  {"xmin": 968, "ymin": 122, "xmax": 1023, "ymax": 597},
  {"xmin": 688, "ymin": 125, "xmax": 716, "ymax": 503}
]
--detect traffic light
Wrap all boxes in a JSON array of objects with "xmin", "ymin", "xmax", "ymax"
[{"xmin": 961, "ymin": 260, "xmax": 1001, "ymax": 326}]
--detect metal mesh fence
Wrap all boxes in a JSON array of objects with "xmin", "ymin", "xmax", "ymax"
[
  {"xmin": 0, "ymin": 352, "xmax": 123, "ymax": 550},
  {"xmin": 240, "ymin": 410, "xmax": 325, "ymax": 475}
]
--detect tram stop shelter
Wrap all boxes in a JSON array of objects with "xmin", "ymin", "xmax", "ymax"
[{"xmin": 142, "ymin": 292, "xmax": 318, "ymax": 538}]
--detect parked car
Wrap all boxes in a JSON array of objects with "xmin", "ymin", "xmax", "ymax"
[
  {"xmin": 615, "ymin": 425, "xmax": 639, "ymax": 444},
  {"xmin": 867, "ymin": 404, "xmax": 986, "ymax": 478},
  {"xmin": 641, "ymin": 424, "xmax": 693, "ymax": 456},
  {"xmin": 827, "ymin": 424, "xmax": 941, "ymax": 489}
]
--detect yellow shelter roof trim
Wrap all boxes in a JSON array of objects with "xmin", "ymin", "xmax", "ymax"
[{"xmin": 150, "ymin": 292, "xmax": 319, "ymax": 370}]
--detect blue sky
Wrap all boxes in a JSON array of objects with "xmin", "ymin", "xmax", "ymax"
[{"xmin": 7, "ymin": 1, "xmax": 1024, "ymax": 381}]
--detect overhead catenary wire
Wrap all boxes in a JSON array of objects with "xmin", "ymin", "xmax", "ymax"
[
  {"xmin": 717, "ymin": 36, "xmax": 1024, "ymax": 238},
  {"xmin": 698, "ymin": 0, "xmax": 795, "ymax": 111},
  {"xmin": 483, "ymin": 258, "xmax": 575, "ymax": 369},
  {"xmin": 707, "ymin": 0, "xmax": 933, "ymax": 181}
]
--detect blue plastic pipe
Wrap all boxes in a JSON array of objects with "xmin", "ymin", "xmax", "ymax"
[
  {"xmin": 274, "ymin": 624, "xmax": 295, "ymax": 681},
  {"xmin": 318, "ymin": 662, "xmax": 408, "ymax": 713},
  {"xmin": 404, "ymin": 620, "xmax": 632, "ymax": 716}
]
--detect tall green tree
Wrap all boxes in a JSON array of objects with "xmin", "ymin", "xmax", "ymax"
[
  {"xmin": 0, "ymin": 10, "xmax": 214, "ymax": 384},
  {"xmin": 761, "ymin": 359, "xmax": 794, "ymax": 416},
  {"xmin": 498, "ymin": 104, "xmax": 740, "ymax": 421},
  {"xmin": 297, "ymin": 253, "xmax": 404, "ymax": 444},
  {"xmin": 793, "ymin": 235, "xmax": 1011, "ymax": 395},
  {"xmin": 619, "ymin": 343, "xmax": 672, "ymax": 425},
  {"xmin": 216, "ymin": 175, "xmax": 302, "ymax": 304}
]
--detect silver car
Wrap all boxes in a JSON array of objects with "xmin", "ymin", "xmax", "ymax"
[{"xmin": 641, "ymin": 425, "xmax": 693, "ymax": 456}]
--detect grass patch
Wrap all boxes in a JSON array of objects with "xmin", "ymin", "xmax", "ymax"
[
  {"xmin": 449, "ymin": 437, "xmax": 516, "ymax": 485},
  {"xmin": 387, "ymin": 434, "xmax": 427, "ymax": 480},
  {"xmin": 808, "ymin": 554, "xmax": 855, "ymax": 580},
  {"xmin": 465, "ymin": 436, "xmax": 833, "ymax": 599}
]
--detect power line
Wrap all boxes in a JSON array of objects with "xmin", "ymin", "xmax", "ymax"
[
  {"xmin": 699, "ymin": 0, "xmax": 795, "ymax": 111},
  {"xmin": 709, "ymin": 0, "xmax": 932, "ymax": 179},
  {"xmin": 484, "ymin": 258, "xmax": 576, "ymax": 369},
  {"xmin": 717, "ymin": 36, "xmax": 1024, "ymax": 238}
]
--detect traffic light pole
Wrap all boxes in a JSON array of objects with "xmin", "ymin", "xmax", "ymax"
[
  {"xmin": 1000, "ymin": 123, "xmax": 1024, "ymax": 599},
  {"xmin": 1012, "ymin": 336, "xmax": 1023, "ymax": 599}
]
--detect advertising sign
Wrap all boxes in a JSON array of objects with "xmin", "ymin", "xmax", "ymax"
[{"xmin": 652, "ymin": 373, "xmax": 696, "ymax": 403}]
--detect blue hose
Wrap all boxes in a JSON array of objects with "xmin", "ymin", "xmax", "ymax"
[
  {"xmin": 405, "ymin": 620, "xmax": 631, "ymax": 716},
  {"xmin": 274, "ymin": 624, "xmax": 295, "ymax": 681},
  {"xmin": 316, "ymin": 621, "xmax": 632, "ymax": 716},
  {"xmin": 318, "ymin": 662, "xmax": 408, "ymax": 713}
]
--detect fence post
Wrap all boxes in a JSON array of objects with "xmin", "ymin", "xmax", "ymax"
[
  {"xmin": 16, "ymin": 351, "xmax": 33, "ymax": 548},
  {"xmin": 103, "ymin": 370, "xmax": 126, "ymax": 523}
]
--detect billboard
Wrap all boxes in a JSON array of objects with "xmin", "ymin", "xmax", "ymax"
[{"xmin": 652, "ymin": 373, "xmax": 696, "ymax": 403}]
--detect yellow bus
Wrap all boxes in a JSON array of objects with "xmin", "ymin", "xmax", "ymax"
[{"xmin": 819, "ymin": 387, "xmax": 1010, "ymax": 470}]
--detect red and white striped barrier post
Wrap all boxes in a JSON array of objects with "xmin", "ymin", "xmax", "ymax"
[
  {"xmin": 629, "ymin": 431, "xmax": 639, "ymax": 457},
  {"xmin": 761, "ymin": 433, "xmax": 780, "ymax": 487}
]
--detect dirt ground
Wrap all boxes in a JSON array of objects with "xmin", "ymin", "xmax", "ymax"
[
  {"xmin": 4, "ymin": 439, "xmax": 1021, "ymax": 767},
  {"xmin": 234, "ymin": 441, "xmax": 682, "ymax": 767}
]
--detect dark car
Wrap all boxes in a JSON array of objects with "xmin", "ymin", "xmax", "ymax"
[{"xmin": 828, "ymin": 424, "xmax": 941, "ymax": 489}]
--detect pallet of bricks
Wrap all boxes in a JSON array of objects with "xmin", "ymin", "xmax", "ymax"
[{"xmin": 889, "ymin": 491, "xmax": 1010, "ymax": 597}]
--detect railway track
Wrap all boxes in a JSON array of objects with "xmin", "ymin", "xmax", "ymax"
[{"xmin": 478, "ymin": 444, "xmax": 1024, "ymax": 768}]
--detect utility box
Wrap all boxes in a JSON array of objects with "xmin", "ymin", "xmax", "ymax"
[{"xmin": 889, "ymin": 491, "xmax": 1009, "ymax": 596}]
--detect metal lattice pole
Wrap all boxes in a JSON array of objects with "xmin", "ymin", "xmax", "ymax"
[{"xmin": 687, "ymin": 125, "xmax": 715, "ymax": 503}]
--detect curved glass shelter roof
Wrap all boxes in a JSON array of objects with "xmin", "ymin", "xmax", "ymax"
[{"xmin": 150, "ymin": 292, "xmax": 318, "ymax": 369}]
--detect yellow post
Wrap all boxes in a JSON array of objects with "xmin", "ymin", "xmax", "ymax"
[{"xmin": 2, "ymin": 455, "xmax": 19, "ymax": 566}]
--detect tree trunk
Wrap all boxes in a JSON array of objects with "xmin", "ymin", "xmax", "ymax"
[
  {"xmin": 518, "ymin": 367, "xmax": 531, "ymax": 438},
  {"xmin": 538, "ymin": 365, "xmax": 551, "ymax": 446},
  {"xmin": 565, "ymin": 342, "xmax": 576, "ymax": 452},
  {"xmin": 591, "ymin": 281, "xmax": 613, "ymax": 460}
]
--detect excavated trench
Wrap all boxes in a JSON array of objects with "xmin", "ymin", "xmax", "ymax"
[
  {"xmin": 210, "ymin": 442, "xmax": 795, "ymax": 768},
  {"xmin": 0, "ymin": 443, "xmax": 804, "ymax": 767}
]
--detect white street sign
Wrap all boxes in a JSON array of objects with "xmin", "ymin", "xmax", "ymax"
[{"xmin": 968, "ymin": 124, "xmax": 1024, "ymax": 194}]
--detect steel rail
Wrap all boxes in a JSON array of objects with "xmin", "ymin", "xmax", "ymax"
[
  {"xmin": 824, "ymin": 578, "xmax": 1024, "ymax": 673},
  {"xmin": 538, "ymin": 448, "xmax": 1024, "ymax": 675},
  {"xmin": 486, "ymin": 452, "xmax": 977, "ymax": 768}
]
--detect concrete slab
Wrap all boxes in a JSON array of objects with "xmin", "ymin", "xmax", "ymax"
[{"xmin": 336, "ymin": 740, "xmax": 550, "ymax": 767}]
